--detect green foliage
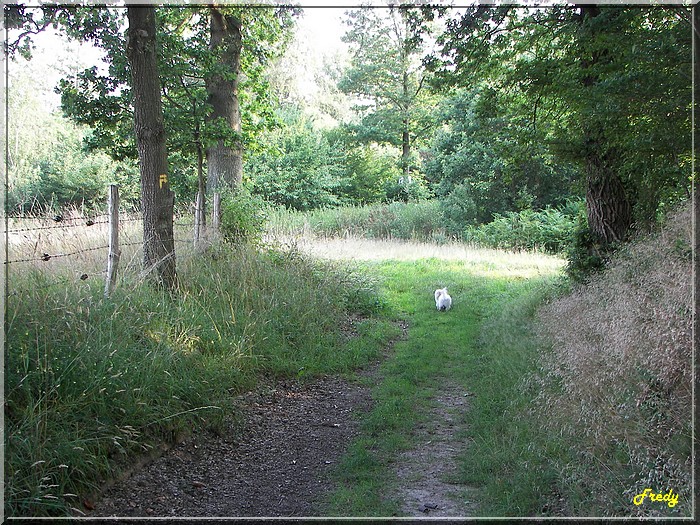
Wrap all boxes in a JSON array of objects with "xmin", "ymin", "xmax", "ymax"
[
  {"xmin": 339, "ymin": 7, "xmax": 439, "ymax": 174},
  {"xmin": 564, "ymin": 210, "xmax": 610, "ymax": 282},
  {"xmin": 55, "ymin": 6, "xmax": 296, "ymax": 200},
  {"xmin": 6, "ymin": 63, "xmax": 140, "ymax": 213},
  {"xmin": 219, "ymin": 188, "xmax": 268, "ymax": 245},
  {"xmin": 463, "ymin": 204, "xmax": 580, "ymax": 254},
  {"xmin": 246, "ymin": 108, "xmax": 344, "ymax": 210},
  {"xmin": 424, "ymin": 86, "xmax": 581, "ymax": 228},
  {"xmin": 438, "ymin": 182, "xmax": 480, "ymax": 235},
  {"xmin": 338, "ymin": 144, "xmax": 402, "ymax": 205},
  {"xmin": 4, "ymin": 243, "xmax": 392, "ymax": 516},
  {"xmin": 426, "ymin": 7, "xmax": 690, "ymax": 234},
  {"xmin": 247, "ymin": 109, "xmax": 432, "ymax": 209}
]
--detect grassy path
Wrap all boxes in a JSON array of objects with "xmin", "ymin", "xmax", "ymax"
[{"xmin": 323, "ymin": 251, "xmax": 566, "ymax": 517}]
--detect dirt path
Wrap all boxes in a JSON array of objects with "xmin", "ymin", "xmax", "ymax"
[
  {"xmin": 389, "ymin": 382, "xmax": 476, "ymax": 517},
  {"xmin": 88, "ymin": 377, "xmax": 372, "ymax": 518},
  {"xmin": 85, "ymin": 317, "xmax": 475, "ymax": 518}
]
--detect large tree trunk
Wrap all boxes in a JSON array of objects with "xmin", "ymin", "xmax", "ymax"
[
  {"xmin": 584, "ymin": 147, "xmax": 632, "ymax": 244},
  {"xmin": 206, "ymin": 7, "xmax": 243, "ymax": 194},
  {"xmin": 577, "ymin": 5, "xmax": 632, "ymax": 245},
  {"xmin": 126, "ymin": 6, "xmax": 176, "ymax": 289}
]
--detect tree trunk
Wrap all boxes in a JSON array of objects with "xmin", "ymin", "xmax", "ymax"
[
  {"xmin": 126, "ymin": 6, "xmax": 176, "ymax": 289},
  {"xmin": 577, "ymin": 5, "xmax": 632, "ymax": 245},
  {"xmin": 206, "ymin": 7, "xmax": 243, "ymax": 194},
  {"xmin": 584, "ymin": 148, "xmax": 632, "ymax": 244},
  {"xmin": 401, "ymin": 72, "xmax": 411, "ymax": 178}
]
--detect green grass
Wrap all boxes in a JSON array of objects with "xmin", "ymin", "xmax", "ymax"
[
  {"xmin": 323, "ymin": 254, "xmax": 569, "ymax": 517},
  {"xmin": 3, "ymin": 242, "xmax": 395, "ymax": 517}
]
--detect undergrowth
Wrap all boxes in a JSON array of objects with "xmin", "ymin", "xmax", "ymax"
[
  {"xmin": 535, "ymin": 201, "xmax": 692, "ymax": 517},
  {"xmin": 267, "ymin": 200, "xmax": 580, "ymax": 254},
  {"xmin": 4, "ymin": 242, "xmax": 390, "ymax": 517},
  {"xmin": 267, "ymin": 200, "xmax": 448, "ymax": 243}
]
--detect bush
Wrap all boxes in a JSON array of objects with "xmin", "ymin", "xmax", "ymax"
[
  {"xmin": 219, "ymin": 188, "xmax": 268, "ymax": 245},
  {"xmin": 463, "ymin": 204, "xmax": 579, "ymax": 253},
  {"xmin": 439, "ymin": 182, "xmax": 480, "ymax": 236}
]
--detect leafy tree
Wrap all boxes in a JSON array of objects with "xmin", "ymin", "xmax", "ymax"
[
  {"xmin": 423, "ymin": 86, "xmax": 579, "ymax": 230},
  {"xmin": 339, "ymin": 144, "xmax": 403, "ymax": 205},
  {"xmin": 246, "ymin": 108, "xmax": 344, "ymax": 211},
  {"xmin": 427, "ymin": 6, "xmax": 691, "ymax": 248},
  {"xmin": 5, "ymin": 11, "xmax": 140, "ymax": 213},
  {"xmin": 339, "ymin": 7, "xmax": 437, "ymax": 177},
  {"xmin": 54, "ymin": 6, "xmax": 295, "ymax": 201}
]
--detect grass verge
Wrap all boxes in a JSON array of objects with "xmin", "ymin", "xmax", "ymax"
[{"xmin": 4, "ymin": 242, "xmax": 393, "ymax": 517}]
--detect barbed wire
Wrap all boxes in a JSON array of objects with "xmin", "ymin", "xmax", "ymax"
[
  {"xmin": 6, "ymin": 219, "xmax": 110, "ymax": 233},
  {"xmin": 6, "ymin": 269, "xmax": 107, "ymax": 297},
  {"xmin": 5, "ymin": 213, "xmax": 111, "ymax": 221},
  {"xmin": 4, "ymin": 244, "xmax": 111, "ymax": 264},
  {"xmin": 6, "ymin": 215, "xmax": 192, "ymax": 234},
  {"xmin": 5, "ymin": 238, "xmax": 193, "ymax": 265}
]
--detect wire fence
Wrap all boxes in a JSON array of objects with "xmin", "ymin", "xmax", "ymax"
[{"xmin": 4, "ymin": 185, "xmax": 204, "ymax": 296}]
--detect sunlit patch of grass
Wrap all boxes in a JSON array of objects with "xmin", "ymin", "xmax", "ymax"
[
  {"xmin": 323, "ymin": 250, "xmax": 567, "ymax": 517},
  {"xmin": 271, "ymin": 235, "xmax": 565, "ymax": 277}
]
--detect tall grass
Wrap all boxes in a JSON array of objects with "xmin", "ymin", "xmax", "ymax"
[
  {"xmin": 266, "ymin": 200, "xmax": 448, "ymax": 243},
  {"xmin": 4, "ymin": 239, "xmax": 391, "ymax": 517},
  {"xmin": 267, "ymin": 200, "xmax": 579, "ymax": 254},
  {"xmin": 534, "ymin": 201, "xmax": 692, "ymax": 516}
]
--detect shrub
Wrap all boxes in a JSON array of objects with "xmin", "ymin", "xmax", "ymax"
[
  {"xmin": 463, "ymin": 205, "xmax": 579, "ymax": 254},
  {"xmin": 439, "ymin": 182, "xmax": 480, "ymax": 236},
  {"xmin": 219, "ymin": 188, "xmax": 268, "ymax": 245}
]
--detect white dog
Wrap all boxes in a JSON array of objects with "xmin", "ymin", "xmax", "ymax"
[{"xmin": 434, "ymin": 287, "xmax": 452, "ymax": 311}]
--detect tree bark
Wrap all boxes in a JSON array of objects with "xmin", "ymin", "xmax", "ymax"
[
  {"xmin": 126, "ymin": 6, "xmax": 176, "ymax": 289},
  {"xmin": 577, "ymin": 5, "xmax": 632, "ymax": 245},
  {"xmin": 401, "ymin": 72, "xmax": 411, "ymax": 178},
  {"xmin": 206, "ymin": 7, "xmax": 243, "ymax": 194},
  {"xmin": 584, "ymin": 147, "xmax": 632, "ymax": 244}
]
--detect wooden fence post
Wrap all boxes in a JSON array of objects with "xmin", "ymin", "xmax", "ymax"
[
  {"xmin": 104, "ymin": 184, "xmax": 121, "ymax": 297},
  {"xmin": 212, "ymin": 192, "xmax": 221, "ymax": 232},
  {"xmin": 194, "ymin": 190, "xmax": 205, "ymax": 247}
]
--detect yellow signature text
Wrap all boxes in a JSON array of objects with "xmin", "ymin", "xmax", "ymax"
[{"xmin": 633, "ymin": 488, "xmax": 679, "ymax": 508}]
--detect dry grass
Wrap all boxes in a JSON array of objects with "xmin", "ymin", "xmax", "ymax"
[
  {"xmin": 267, "ymin": 234, "xmax": 565, "ymax": 280},
  {"xmin": 535, "ymin": 201, "xmax": 692, "ymax": 516}
]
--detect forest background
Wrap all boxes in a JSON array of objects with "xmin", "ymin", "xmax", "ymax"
[{"xmin": 6, "ymin": 4, "xmax": 692, "ymax": 274}]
